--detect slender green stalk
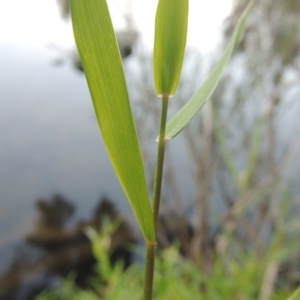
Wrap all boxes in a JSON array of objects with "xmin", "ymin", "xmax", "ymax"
[
  {"xmin": 153, "ymin": 95, "xmax": 169, "ymax": 229},
  {"xmin": 143, "ymin": 95, "xmax": 169, "ymax": 300},
  {"xmin": 143, "ymin": 241, "xmax": 157, "ymax": 300}
]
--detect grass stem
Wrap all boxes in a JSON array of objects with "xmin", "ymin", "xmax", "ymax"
[
  {"xmin": 143, "ymin": 241, "xmax": 157, "ymax": 300},
  {"xmin": 143, "ymin": 95, "xmax": 169, "ymax": 300}
]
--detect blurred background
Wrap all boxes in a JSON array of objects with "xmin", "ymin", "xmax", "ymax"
[{"xmin": 1, "ymin": 0, "xmax": 300, "ymax": 299}]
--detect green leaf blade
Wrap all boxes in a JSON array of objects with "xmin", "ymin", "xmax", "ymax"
[
  {"xmin": 165, "ymin": 1, "xmax": 254, "ymax": 139},
  {"xmin": 154, "ymin": 0, "xmax": 189, "ymax": 96},
  {"xmin": 70, "ymin": 0, "xmax": 155, "ymax": 242}
]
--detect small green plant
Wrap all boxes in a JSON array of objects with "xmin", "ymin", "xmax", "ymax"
[
  {"xmin": 36, "ymin": 226, "xmax": 293, "ymax": 300},
  {"xmin": 69, "ymin": 0, "xmax": 253, "ymax": 298}
]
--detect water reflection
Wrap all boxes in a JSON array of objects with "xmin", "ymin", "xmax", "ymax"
[
  {"xmin": 0, "ymin": 195, "xmax": 136, "ymax": 300},
  {"xmin": 33, "ymin": 195, "xmax": 75, "ymax": 230}
]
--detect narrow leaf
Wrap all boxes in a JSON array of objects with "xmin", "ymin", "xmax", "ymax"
[
  {"xmin": 70, "ymin": 0, "xmax": 155, "ymax": 242},
  {"xmin": 165, "ymin": 1, "xmax": 254, "ymax": 139},
  {"xmin": 154, "ymin": 0, "xmax": 189, "ymax": 96}
]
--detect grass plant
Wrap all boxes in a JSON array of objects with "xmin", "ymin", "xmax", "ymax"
[
  {"xmin": 69, "ymin": 0, "xmax": 254, "ymax": 298},
  {"xmin": 63, "ymin": 0, "xmax": 300, "ymax": 299}
]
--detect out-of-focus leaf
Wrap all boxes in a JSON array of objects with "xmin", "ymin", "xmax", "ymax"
[
  {"xmin": 154, "ymin": 0, "xmax": 189, "ymax": 96},
  {"xmin": 287, "ymin": 286, "xmax": 300, "ymax": 300},
  {"xmin": 70, "ymin": 0, "xmax": 155, "ymax": 242},
  {"xmin": 165, "ymin": 1, "xmax": 254, "ymax": 139}
]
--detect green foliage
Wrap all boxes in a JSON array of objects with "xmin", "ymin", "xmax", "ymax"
[
  {"xmin": 164, "ymin": 0, "xmax": 254, "ymax": 139},
  {"xmin": 36, "ymin": 227, "xmax": 292, "ymax": 300},
  {"xmin": 36, "ymin": 278, "xmax": 99, "ymax": 300},
  {"xmin": 69, "ymin": 0, "xmax": 256, "ymax": 298},
  {"xmin": 70, "ymin": 0, "xmax": 253, "ymax": 244},
  {"xmin": 70, "ymin": 0, "xmax": 155, "ymax": 242},
  {"xmin": 153, "ymin": 0, "xmax": 189, "ymax": 96}
]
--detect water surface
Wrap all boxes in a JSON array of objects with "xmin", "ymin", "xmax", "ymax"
[{"xmin": 0, "ymin": 42, "xmax": 133, "ymax": 270}]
